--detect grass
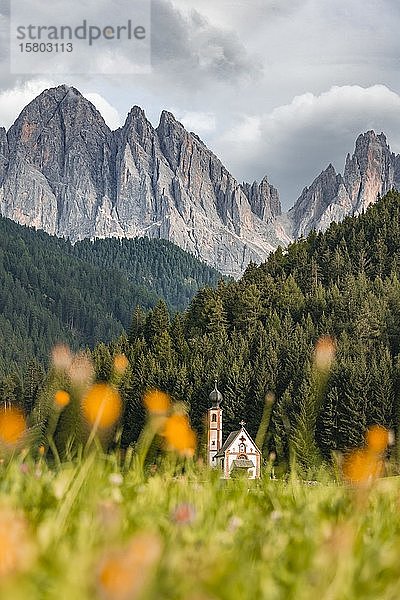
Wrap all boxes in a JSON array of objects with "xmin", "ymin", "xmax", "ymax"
[{"xmin": 1, "ymin": 451, "xmax": 400, "ymax": 599}]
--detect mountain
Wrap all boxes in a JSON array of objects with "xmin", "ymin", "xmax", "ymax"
[
  {"xmin": 0, "ymin": 215, "xmax": 221, "ymax": 372},
  {"xmin": 0, "ymin": 85, "xmax": 289, "ymax": 278},
  {"xmin": 289, "ymin": 131, "xmax": 400, "ymax": 237},
  {"xmin": 1, "ymin": 84, "xmax": 399, "ymax": 271}
]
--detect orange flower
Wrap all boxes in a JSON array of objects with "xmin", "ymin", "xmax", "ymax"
[
  {"xmin": 38, "ymin": 445, "xmax": 45, "ymax": 457},
  {"xmin": 54, "ymin": 390, "xmax": 70, "ymax": 409},
  {"xmin": 342, "ymin": 449, "xmax": 383, "ymax": 485},
  {"xmin": 144, "ymin": 389, "xmax": 171, "ymax": 415},
  {"xmin": 113, "ymin": 354, "xmax": 129, "ymax": 375},
  {"xmin": 366, "ymin": 425, "xmax": 390, "ymax": 453},
  {"xmin": 314, "ymin": 336, "xmax": 336, "ymax": 372},
  {"xmin": 161, "ymin": 414, "xmax": 196, "ymax": 457},
  {"xmin": 0, "ymin": 408, "xmax": 26, "ymax": 446},
  {"xmin": 97, "ymin": 533, "xmax": 162, "ymax": 600},
  {"xmin": 82, "ymin": 384, "xmax": 122, "ymax": 429}
]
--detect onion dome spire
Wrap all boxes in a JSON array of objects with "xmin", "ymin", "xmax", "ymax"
[{"xmin": 209, "ymin": 380, "xmax": 223, "ymax": 408}]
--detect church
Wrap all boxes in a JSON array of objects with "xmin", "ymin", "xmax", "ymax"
[{"xmin": 207, "ymin": 382, "xmax": 262, "ymax": 479}]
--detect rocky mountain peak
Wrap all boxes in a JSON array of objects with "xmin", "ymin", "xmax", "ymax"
[
  {"xmin": 241, "ymin": 176, "xmax": 281, "ymax": 222},
  {"xmin": 344, "ymin": 129, "xmax": 397, "ymax": 213},
  {"xmin": 0, "ymin": 84, "xmax": 288, "ymax": 277},
  {"xmin": 289, "ymin": 130, "xmax": 400, "ymax": 238},
  {"xmin": 288, "ymin": 163, "xmax": 351, "ymax": 238}
]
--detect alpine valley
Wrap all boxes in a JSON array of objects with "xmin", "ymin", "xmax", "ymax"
[{"xmin": 1, "ymin": 84, "xmax": 399, "ymax": 278}]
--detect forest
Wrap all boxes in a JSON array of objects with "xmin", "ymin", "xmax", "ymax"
[
  {"xmin": 0, "ymin": 215, "xmax": 220, "ymax": 373},
  {"xmin": 3, "ymin": 191, "xmax": 400, "ymax": 471}
]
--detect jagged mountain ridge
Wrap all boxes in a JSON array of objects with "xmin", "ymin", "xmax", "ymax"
[
  {"xmin": 0, "ymin": 84, "xmax": 399, "ymax": 274},
  {"xmin": 0, "ymin": 85, "xmax": 289, "ymax": 278},
  {"xmin": 289, "ymin": 131, "xmax": 400, "ymax": 238}
]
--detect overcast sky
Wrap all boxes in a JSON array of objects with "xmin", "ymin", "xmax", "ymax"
[{"xmin": 0, "ymin": 0, "xmax": 399, "ymax": 208}]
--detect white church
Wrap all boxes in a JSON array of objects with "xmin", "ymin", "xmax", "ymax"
[{"xmin": 207, "ymin": 382, "xmax": 262, "ymax": 479}]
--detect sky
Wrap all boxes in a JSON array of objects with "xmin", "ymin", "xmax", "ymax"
[{"xmin": 0, "ymin": 0, "xmax": 399, "ymax": 209}]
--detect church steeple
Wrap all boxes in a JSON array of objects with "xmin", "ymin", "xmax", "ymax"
[{"xmin": 207, "ymin": 381, "xmax": 223, "ymax": 467}]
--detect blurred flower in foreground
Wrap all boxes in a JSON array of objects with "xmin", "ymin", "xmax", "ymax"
[
  {"xmin": 342, "ymin": 448, "xmax": 383, "ymax": 485},
  {"xmin": 144, "ymin": 389, "xmax": 171, "ymax": 415},
  {"xmin": 314, "ymin": 336, "xmax": 336, "ymax": 373},
  {"xmin": 82, "ymin": 384, "xmax": 122, "ymax": 429},
  {"xmin": 366, "ymin": 425, "xmax": 392, "ymax": 453},
  {"xmin": 97, "ymin": 500, "xmax": 121, "ymax": 534},
  {"xmin": 51, "ymin": 344, "xmax": 73, "ymax": 372},
  {"xmin": 68, "ymin": 354, "xmax": 94, "ymax": 387},
  {"xmin": 171, "ymin": 503, "xmax": 196, "ymax": 525},
  {"xmin": 0, "ymin": 509, "xmax": 34, "ymax": 577},
  {"xmin": 109, "ymin": 473, "xmax": 123, "ymax": 487},
  {"xmin": 228, "ymin": 515, "xmax": 243, "ymax": 533},
  {"xmin": 97, "ymin": 532, "xmax": 162, "ymax": 600},
  {"xmin": 0, "ymin": 408, "xmax": 26, "ymax": 447},
  {"xmin": 54, "ymin": 390, "xmax": 70, "ymax": 409},
  {"xmin": 113, "ymin": 354, "xmax": 129, "ymax": 375},
  {"xmin": 161, "ymin": 414, "xmax": 196, "ymax": 457}
]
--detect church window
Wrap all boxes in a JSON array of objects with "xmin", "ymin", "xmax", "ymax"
[
  {"xmin": 239, "ymin": 442, "xmax": 246, "ymax": 453},
  {"xmin": 212, "ymin": 440, "xmax": 216, "ymax": 446},
  {"xmin": 212, "ymin": 414, "xmax": 217, "ymax": 422}
]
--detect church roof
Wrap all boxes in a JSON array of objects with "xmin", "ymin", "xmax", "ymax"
[
  {"xmin": 214, "ymin": 427, "xmax": 262, "ymax": 459},
  {"xmin": 214, "ymin": 430, "xmax": 240, "ymax": 458}
]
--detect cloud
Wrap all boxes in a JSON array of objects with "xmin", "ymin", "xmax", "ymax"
[
  {"xmin": 0, "ymin": 79, "xmax": 56, "ymax": 129},
  {"xmin": 170, "ymin": 109, "xmax": 216, "ymax": 134},
  {"xmin": 215, "ymin": 85, "xmax": 400, "ymax": 207},
  {"xmin": 151, "ymin": 0, "xmax": 261, "ymax": 87},
  {"xmin": 0, "ymin": 80, "xmax": 121, "ymax": 130}
]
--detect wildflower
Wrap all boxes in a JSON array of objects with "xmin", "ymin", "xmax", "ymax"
[
  {"xmin": 109, "ymin": 473, "xmax": 123, "ymax": 486},
  {"xmin": 82, "ymin": 383, "xmax": 122, "ymax": 429},
  {"xmin": 314, "ymin": 336, "xmax": 336, "ymax": 373},
  {"xmin": 68, "ymin": 353, "xmax": 94, "ymax": 387},
  {"xmin": 0, "ymin": 408, "xmax": 26, "ymax": 446},
  {"xmin": 113, "ymin": 354, "xmax": 129, "ymax": 375},
  {"xmin": 366, "ymin": 425, "xmax": 390, "ymax": 453},
  {"xmin": 97, "ymin": 532, "xmax": 162, "ymax": 600},
  {"xmin": 54, "ymin": 390, "xmax": 70, "ymax": 409},
  {"xmin": 228, "ymin": 516, "xmax": 243, "ymax": 532},
  {"xmin": 171, "ymin": 503, "xmax": 196, "ymax": 525},
  {"xmin": 38, "ymin": 445, "xmax": 45, "ymax": 457},
  {"xmin": 144, "ymin": 389, "xmax": 171, "ymax": 415},
  {"xmin": 342, "ymin": 448, "xmax": 383, "ymax": 485},
  {"xmin": 97, "ymin": 500, "xmax": 121, "ymax": 533},
  {"xmin": 51, "ymin": 344, "xmax": 73, "ymax": 371},
  {"xmin": 19, "ymin": 463, "xmax": 29, "ymax": 475},
  {"xmin": 161, "ymin": 414, "xmax": 196, "ymax": 457},
  {"xmin": 0, "ymin": 509, "xmax": 34, "ymax": 577}
]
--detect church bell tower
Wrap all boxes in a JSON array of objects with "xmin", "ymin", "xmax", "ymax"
[{"xmin": 207, "ymin": 381, "xmax": 223, "ymax": 467}]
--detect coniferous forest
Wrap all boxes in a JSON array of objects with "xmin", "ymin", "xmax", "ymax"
[
  {"xmin": 4, "ymin": 191, "xmax": 400, "ymax": 469},
  {"xmin": 0, "ymin": 215, "xmax": 221, "ymax": 373}
]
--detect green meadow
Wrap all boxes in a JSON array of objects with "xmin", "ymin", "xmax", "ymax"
[{"xmin": 1, "ymin": 450, "xmax": 400, "ymax": 600}]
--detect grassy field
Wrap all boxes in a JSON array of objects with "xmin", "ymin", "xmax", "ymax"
[
  {"xmin": 1, "ymin": 450, "xmax": 400, "ymax": 600},
  {"xmin": 0, "ymin": 345, "xmax": 398, "ymax": 600}
]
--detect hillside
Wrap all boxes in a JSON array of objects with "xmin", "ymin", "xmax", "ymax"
[
  {"xmin": 0, "ymin": 216, "xmax": 221, "ymax": 373},
  {"xmin": 92, "ymin": 190, "xmax": 400, "ymax": 461}
]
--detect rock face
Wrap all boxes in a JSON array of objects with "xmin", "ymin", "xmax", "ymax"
[
  {"xmin": 1, "ymin": 85, "xmax": 399, "ymax": 274},
  {"xmin": 0, "ymin": 85, "xmax": 289, "ymax": 278},
  {"xmin": 289, "ymin": 131, "xmax": 400, "ymax": 237}
]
